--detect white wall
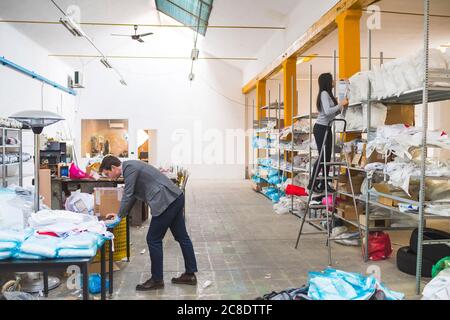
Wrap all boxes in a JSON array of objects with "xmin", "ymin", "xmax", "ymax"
[
  {"xmin": 0, "ymin": 21, "xmax": 76, "ymax": 186},
  {"xmin": 243, "ymin": 0, "xmax": 339, "ymax": 85},
  {"xmin": 73, "ymin": 53, "xmax": 246, "ymax": 180}
]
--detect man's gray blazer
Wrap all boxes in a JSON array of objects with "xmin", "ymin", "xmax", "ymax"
[{"xmin": 118, "ymin": 160, "xmax": 182, "ymax": 218}]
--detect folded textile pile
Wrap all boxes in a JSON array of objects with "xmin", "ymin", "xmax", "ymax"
[
  {"xmin": 349, "ymin": 48, "xmax": 450, "ymax": 103},
  {"xmin": 0, "ymin": 209, "xmax": 115, "ymax": 260},
  {"xmin": 307, "ymin": 268, "xmax": 404, "ymax": 300},
  {"xmin": 367, "ymin": 124, "xmax": 450, "ymax": 161},
  {"xmin": 0, "ymin": 228, "xmax": 33, "ymax": 260}
]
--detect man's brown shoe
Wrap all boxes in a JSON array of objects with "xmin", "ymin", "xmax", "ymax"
[
  {"xmin": 171, "ymin": 273, "xmax": 197, "ymax": 286},
  {"xmin": 136, "ymin": 278, "xmax": 164, "ymax": 291}
]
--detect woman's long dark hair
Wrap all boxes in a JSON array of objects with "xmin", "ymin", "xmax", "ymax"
[{"xmin": 317, "ymin": 73, "xmax": 338, "ymax": 112}]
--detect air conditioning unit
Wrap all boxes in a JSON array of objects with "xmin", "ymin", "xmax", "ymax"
[
  {"xmin": 68, "ymin": 71, "xmax": 84, "ymax": 89},
  {"xmin": 109, "ymin": 120, "xmax": 125, "ymax": 129},
  {"xmin": 73, "ymin": 71, "xmax": 84, "ymax": 88}
]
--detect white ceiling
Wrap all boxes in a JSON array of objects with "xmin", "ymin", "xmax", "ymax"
[
  {"xmin": 0, "ymin": 0, "xmax": 301, "ymax": 71},
  {"xmin": 269, "ymin": 0, "xmax": 450, "ymax": 80}
]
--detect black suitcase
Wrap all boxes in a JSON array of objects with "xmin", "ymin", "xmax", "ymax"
[
  {"xmin": 396, "ymin": 246, "xmax": 433, "ymax": 278},
  {"xmin": 409, "ymin": 228, "xmax": 450, "ymax": 263}
]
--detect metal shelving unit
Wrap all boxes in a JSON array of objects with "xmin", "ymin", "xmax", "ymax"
[
  {"xmin": 252, "ymin": 84, "xmax": 285, "ymax": 201},
  {"xmin": 1, "ymin": 127, "xmax": 26, "ymax": 187},
  {"xmin": 342, "ymin": 0, "xmax": 450, "ymax": 294}
]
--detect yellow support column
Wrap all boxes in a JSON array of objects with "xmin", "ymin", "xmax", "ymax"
[
  {"xmin": 336, "ymin": 9, "xmax": 362, "ymax": 79},
  {"xmin": 282, "ymin": 58, "xmax": 297, "ymax": 127},
  {"xmin": 256, "ymin": 80, "xmax": 267, "ymax": 120}
]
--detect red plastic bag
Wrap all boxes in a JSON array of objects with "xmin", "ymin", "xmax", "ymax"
[
  {"xmin": 367, "ymin": 232, "xmax": 392, "ymax": 261},
  {"xmin": 69, "ymin": 163, "xmax": 92, "ymax": 180},
  {"xmin": 322, "ymin": 195, "xmax": 343, "ymax": 212},
  {"xmin": 285, "ymin": 185, "xmax": 308, "ymax": 197}
]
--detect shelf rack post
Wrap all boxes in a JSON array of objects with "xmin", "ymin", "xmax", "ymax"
[
  {"xmin": 416, "ymin": 0, "xmax": 430, "ymax": 295},
  {"xmin": 364, "ymin": 28, "xmax": 373, "ymax": 262}
]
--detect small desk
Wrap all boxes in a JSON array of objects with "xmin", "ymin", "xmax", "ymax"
[
  {"xmin": 51, "ymin": 177, "xmax": 125, "ymax": 210},
  {"xmin": 0, "ymin": 240, "xmax": 113, "ymax": 300}
]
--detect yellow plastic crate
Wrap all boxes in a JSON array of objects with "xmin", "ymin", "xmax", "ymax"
[{"xmin": 94, "ymin": 218, "xmax": 128, "ymax": 262}]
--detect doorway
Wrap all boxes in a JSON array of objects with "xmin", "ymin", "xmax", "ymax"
[{"xmin": 137, "ymin": 129, "xmax": 157, "ymax": 166}]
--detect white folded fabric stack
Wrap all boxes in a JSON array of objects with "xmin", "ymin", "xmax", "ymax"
[{"xmin": 349, "ymin": 48, "xmax": 450, "ymax": 103}]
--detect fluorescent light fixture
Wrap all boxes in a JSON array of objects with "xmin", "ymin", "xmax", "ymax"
[
  {"xmin": 100, "ymin": 58, "xmax": 113, "ymax": 69},
  {"xmin": 59, "ymin": 17, "xmax": 85, "ymax": 37},
  {"xmin": 297, "ymin": 54, "xmax": 319, "ymax": 65}
]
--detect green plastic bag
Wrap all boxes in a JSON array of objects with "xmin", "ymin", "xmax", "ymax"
[{"xmin": 432, "ymin": 257, "xmax": 450, "ymax": 278}]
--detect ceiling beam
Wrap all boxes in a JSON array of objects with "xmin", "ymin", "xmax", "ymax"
[
  {"xmin": 242, "ymin": 0, "xmax": 379, "ymax": 94},
  {"xmin": 0, "ymin": 19, "xmax": 285, "ymax": 30}
]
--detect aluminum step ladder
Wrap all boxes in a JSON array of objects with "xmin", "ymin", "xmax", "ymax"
[{"xmin": 294, "ymin": 119, "xmax": 364, "ymax": 266}]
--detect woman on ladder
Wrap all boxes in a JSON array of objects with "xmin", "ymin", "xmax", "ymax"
[{"xmin": 307, "ymin": 73, "xmax": 349, "ymax": 194}]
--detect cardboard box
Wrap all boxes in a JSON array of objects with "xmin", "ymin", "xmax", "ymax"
[
  {"xmin": 359, "ymin": 214, "xmax": 391, "ymax": 228},
  {"xmin": 337, "ymin": 202, "xmax": 364, "ymax": 221},
  {"xmin": 372, "ymin": 182, "xmax": 413, "ymax": 207},
  {"xmin": 346, "ymin": 173, "xmax": 365, "ymax": 194},
  {"xmin": 39, "ymin": 169, "xmax": 52, "ymax": 208},
  {"xmin": 94, "ymin": 187, "xmax": 123, "ymax": 218},
  {"xmin": 88, "ymin": 261, "xmax": 120, "ymax": 274},
  {"xmin": 385, "ymin": 104, "xmax": 415, "ymax": 126}
]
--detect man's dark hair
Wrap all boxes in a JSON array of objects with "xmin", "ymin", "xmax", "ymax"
[{"xmin": 99, "ymin": 155, "xmax": 122, "ymax": 172}]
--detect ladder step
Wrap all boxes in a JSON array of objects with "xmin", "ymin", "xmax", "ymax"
[
  {"xmin": 309, "ymin": 204, "xmax": 328, "ymax": 209},
  {"xmin": 320, "ymin": 162, "xmax": 347, "ymax": 166},
  {"xmin": 315, "ymin": 176, "xmax": 339, "ymax": 181}
]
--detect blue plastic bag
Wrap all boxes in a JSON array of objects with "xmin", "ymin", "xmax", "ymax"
[
  {"xmin": 88, "ymin": 273, "xmax": 110, "ymax": 294},
  {"xmin": 105, "ymin": 215, "xmax": 122, "ymax": 229},
  {"xmin": 307, "ymin": 268, "xmax": 404, "ymax": 300}
]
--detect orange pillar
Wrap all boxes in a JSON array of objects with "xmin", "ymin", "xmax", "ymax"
[
  {"xmin": 256, "ymin": 80, "xmax": 267, "ymax": 120},
  {"xmin": 282, "ymin": 57, "xmax": 297, "ymax": 127},
  {"xmin": 336, "ymin": 9, "xmax": 362, "ymax": 79}
]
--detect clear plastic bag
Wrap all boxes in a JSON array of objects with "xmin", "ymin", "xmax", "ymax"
[
  {"xmin": 59, "ymin": 232, "xmax": 100, "ymax": 249},
  {"xmin": 0, "ymin": 250, "xmax": 13, "ymax": 260},
  {"xmin": 0, "ymin": 241, "xmax": 18, "ymax": 251},
  {"xmin": 0, "ymin": 228, "xmax": 33, "ymax": 243},
  {"xmin": 58, "ymin": 246, "xmax": 98, "ymax": 258},
  {"xmin": 20, "ymin": 235, "xmax": 61, "ymax": 258}
]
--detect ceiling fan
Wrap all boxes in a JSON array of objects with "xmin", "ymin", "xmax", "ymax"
[{"xmin": 111, "ymin": 25, "xmax": 153, "ymax": 43}]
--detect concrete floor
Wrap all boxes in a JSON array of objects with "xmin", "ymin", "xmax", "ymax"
[{"xmin": 8, "ymin": 179, "xmax": 429, "ymax": 300}]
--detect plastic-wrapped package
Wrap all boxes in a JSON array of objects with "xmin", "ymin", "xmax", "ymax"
[
  {"xmin": 397, "ymin": 56, "xmax": 422, "ymax": 89},
  {"xmin": 369, "ymin": 67, "xmax": 388, "ymax": 99},
  {"xmin": 0, "ymin": 250, "xmax": 13, "ymax": 260},
  {"xmin": 2, "ymin": 292, "xmax": 37, "ymax": 300},
  {"xmin": 13, "ymin": 252, "xmax": 45, "ymax": 260},
  {"xmin": 0, "ymin": 228, "xmax": 33, "ymax": 243},
  {"xmin": 65, "ymin": 191, "xmax": 95, "ymax": 215},
  {"xmin": 422, "ymin": 268, "xmax": 450, "ymax": 300},
  {"xmin": 29, "ymin": 210, "xmax": 91, "ymax": 227},
  {"xmin": 386, "ymin": 59, "xmax": 411, "ymax": 95},
  {"xmin": 413, "ymin": 49, "xmax": 448, "ymax": 82},
  {"xmin": 58, "ymin": 246, "xmax": 98, "ymax": 258},
  {"xmin": 307, "ymin": 268, "xmax": 404, "ymax": 300},
  {"xmin": 0, "ymin": 189, "xmax": 32, "ymax": 230},
  {"xmin": 20, "ymin": 235, "xmax": 61, "ymax": 258},
  {"xmin": 0, "ymin": 241, "xmax": 18, "ymax": 251},
  {"xmin": 59, "ymin": 232, "xmax": 100, "ymax": 249},
  {"xmin": 88, "ymin": 274, "xmax": 110, "ymax": 294}
]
